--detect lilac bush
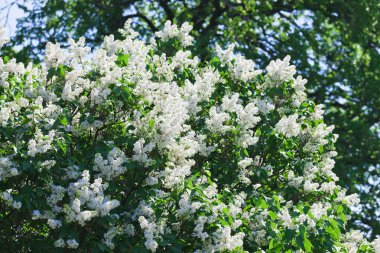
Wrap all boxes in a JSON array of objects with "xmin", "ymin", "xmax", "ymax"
[{"xmin": 0, "ymin": 22, "xmax": 378, "ymax": 252}]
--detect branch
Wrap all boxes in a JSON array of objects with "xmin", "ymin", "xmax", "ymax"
[
  {"xmin": 1, "ymin": 0, "xmax": 20, "ymax": 27},
  {"xmin": 180, "ymin": 0, "xmax": 188, "ymax": 9},
  {"xmin": 158, "ymin": 0, "xmax": 174, "ymax": 21},
  {"xmin": 191, "ymin": 1, "xmax": 210, "ymax": 31},
  {"xmin": 200, "ymin": 0, "xmax": 227, "ymax": 35},
  {"xmin": 124, "ymin": 12, "xmax": 157, "ymax": 32}
]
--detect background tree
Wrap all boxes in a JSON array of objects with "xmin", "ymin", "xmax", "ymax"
[{"xmin": 2, "ymin": 0, "xmax": 380, "ymax": 238}]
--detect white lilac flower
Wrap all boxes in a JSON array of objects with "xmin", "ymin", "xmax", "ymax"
[
  {"xmin": 66, "ymin": 239, "xmax": 79, "ymax": 249},
  {"xmin": 266, "ymin": 55, "xmax": 296, "ymax": 83},
  {"xmin": 47, "ymin": 219, "xmax": 62, "ymax": 229},
  {"xmin": 0, "ymin": 26, "xmax": 9, "ymax": 48},
  {"xmin": 32, "ymin": 210, "xmax": 41, "ymax": 220},
  {"xmin": 372, "ymin": 238, "xmax": 380, "ymax": 253},
  {"xmin": 275, "ymin": 114, "xmax": 301, "ymax": 137},
  {"xmin": 238, "ymin": 158, "xmax": 253, "ymax": 169},
  {"xmin": 155, "ymin": 21, "xmax": 193, "ymax": 47},
  {"xmin": 54, "ymin": 239, "xmax": 65, "ymax": 248}
]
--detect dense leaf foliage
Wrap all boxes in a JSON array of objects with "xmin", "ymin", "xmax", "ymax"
[
  {"xmin": 0, "ymin": 22, "xmax": 379, "ymax": 252},
  {"xmin": 3, "ymin": 0, "xmax": 380, "ymax": 237}
]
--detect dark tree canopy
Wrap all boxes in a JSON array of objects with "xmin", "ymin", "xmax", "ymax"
[{"xmin": 3, "ymin": 0, "xmax": 380, "ymax": 238}]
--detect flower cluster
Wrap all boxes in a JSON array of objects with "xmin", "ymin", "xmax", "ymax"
[{"xmin": 0, "ymin": 21, "xmax": 378, "ymax": 252}]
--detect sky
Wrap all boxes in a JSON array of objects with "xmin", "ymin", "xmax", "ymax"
[{"xmin": 0, "ymin": 0, "xmax": 28, "ymax": 37}]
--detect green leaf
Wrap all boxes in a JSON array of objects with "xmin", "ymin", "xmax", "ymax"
[
  {"xmin": 148, "ymin": 119, "xmax": 155, "ymax": 128},
  {"xmin": 116, "ymin": 53, "xmax": 130, "ymax": 66},
  {"xmin": 284, "ymin": 229, "xmax": 296, "ymax": 241},
  {"xmin": 60, "ymin": 116, "xmax": 68, "ymax": 126},
  {"xmin": 303, "ymin": 237, "xmax": 313, "ymax": 252},
  {"xmin": 57, "ymin": 140, "xmax": 67, "ymax": 154},
  {"xmin": 256, "ymin": 198, "xmax": 268, "ymax": 209}
]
